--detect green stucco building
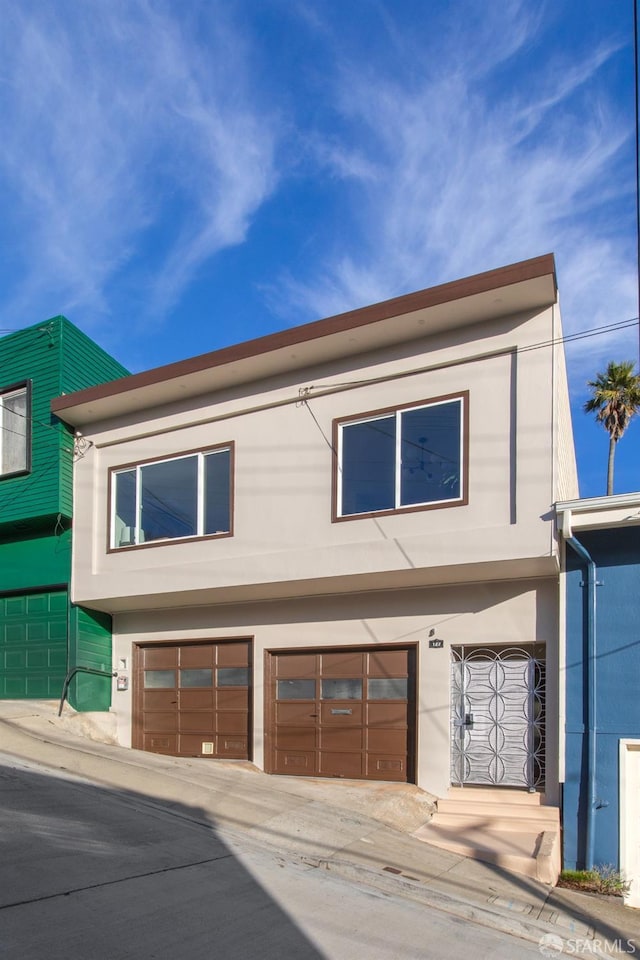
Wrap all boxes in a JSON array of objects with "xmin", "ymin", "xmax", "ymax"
[{"xmin": 0, "ymin": 316, "xmax": 128, "ymax": 709}]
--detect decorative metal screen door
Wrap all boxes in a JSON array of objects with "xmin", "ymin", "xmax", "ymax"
[{"xmin": 450, "ymin": 645, "xmax": 545, "ymax": 789}]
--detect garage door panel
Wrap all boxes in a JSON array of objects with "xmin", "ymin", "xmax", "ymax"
[
  {"xmin": 367, "ymin": 702, "xmax": 407, "ymax": 726},
  {"xmin": 143, "ymin": 711, "xmax": 177, "ymax": 733},
  {"xmin": 217, "ymin": 711, "xmax": 249, "ymax": 734},
  {"xmin": 0, "ymin": 590, "xmax": 68, "ymax": 701},
  {"xmin": 218, "ymin": 736, "xmax": 248, "ymax": 757},
  {"xmin": 178, "ymin": 734, "xmax": 215, "ymax": 755},
  {"xmin": 4, "ymin": 651, "xmax": 25, "ymax": 669},
  {"xmin": 268, "ymin": 645, "xmax": 414, "ymax": 783},
  {"xmin": 217, "ymin": 688, "xmax": 249, "ymax": 710},
  {"xmin": 178, "ymin": 713, "xmax": 215, "ymax": 733},
  {"xmin": 178, "ymin": 645, "xmax": 214, "ymax": 668},
  {"xmin": 276, "ymin": 653, "xmax": 316, "ymax": 678},
  {"xmin": 319, "ymin": 727, "xmax": 363, "ymax": 752},
  {"xmin": 366, "ymin": 728, "xmax": 407, "ymax": 754},
  {"xmin": 275, "ymin": 727, "xmax": 317, "ymax": 751},
  {"xmin": 217, "ymin": 642, "xmax": 250, "ymax": 666},
  {"xmin": 276, "ymin": 702, "xmax": 317, "ymax": 724},
  {"xmin": 275, "ymin": 750, "xmax": 314, "ymax": 773},
  {"xmin": 179, "ymin": 690, "xmax": 213, "ymax": 709},
  {"xmin": 319, "ymin": 752, "xmax": 363, "ymax": 778},
  {"xmin": 136, "ymin": 640, "xmax": 251, "ymax": 760},
  {"xmin": 321, "ymin": 651, "xmax": 364, "ymax": 677},
  {"xmin": 367, "ymin": 755, "xmax": 406, "ymax": 780},
  {"xmin": 143, "ymin": 690, "xmax": 176, "ymax": 710},
  {"xmin": 145, "ymin": 735, "xmax": 177, "ymax": 754},
  {"xmin": 368, "ymin": 649, "xmax": 408, "ymax": 677},
  {"xmin": 143, "ymin": 647, "xmax": 177, "ymax": 669}
]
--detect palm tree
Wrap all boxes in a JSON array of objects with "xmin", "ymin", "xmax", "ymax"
[{"xmin": 584, "ymin": 360, "xmax": 640, "ymax": 495}]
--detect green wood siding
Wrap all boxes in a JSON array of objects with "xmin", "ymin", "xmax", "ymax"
[
  {"xmin": 68, "ymin": 606, "xmax": 113, "ymax": 711},
  {"xmin": 0, "ymin": 316, "xmax": 127, "ymax": 529},
  {"xmin": 0, "ymin": 590, "xmax": 68, "ymax": 698},
  {"xmin": 0, "ymin": 529, "xmax": 71, "ymax": 592},
  {"xmin": 0, "ymin": 321, "xmax": 68, "ymax": 528},
  {"xmin": 0, "ymin": 317, "xmax": 124, "ymax": 708},
  {"xmin": 58, "ymin": 319, "xmax": 128, "ymax": 518}
]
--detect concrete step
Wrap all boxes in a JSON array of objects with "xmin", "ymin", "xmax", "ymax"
[
  {"xmin": 413, "ymin": 821, "xmax": 560, "ymax": 884},
  {"xmin": 414, "ymin": 787, "xmax": 561, "ymax": 884},
  {"xmin": 432, "ymin": 811, "xmax": 558, "ymax": 833},
  {"xmin": 445, "ymin": 786, "xmax": 546, "ymax": 805},
  {"xmin": 436, "ymin": 799, "xmax": 559, "ymax": 822}
]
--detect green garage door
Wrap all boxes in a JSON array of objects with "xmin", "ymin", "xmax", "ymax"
[{"xmin": 0, "ymin": 590, "xmax": 68, "ymax": 698}]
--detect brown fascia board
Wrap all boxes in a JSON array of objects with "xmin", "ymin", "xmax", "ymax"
[{"xmin": 51, "ymin": 253, "xmax": 556, "ymax": 418}]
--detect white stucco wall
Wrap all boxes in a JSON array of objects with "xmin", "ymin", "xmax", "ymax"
[
  {"xmin": 71, "ymin": 306, "xmax": 561, "ymax": 611},
  {"xmin": 111, "ymin": 577, "xmax": 559, "ymax": 800}
]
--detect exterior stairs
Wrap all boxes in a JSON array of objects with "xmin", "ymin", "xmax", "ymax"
[{"xmin": 412, "ymin": 787, "xmax": 560, "ymax": 884}]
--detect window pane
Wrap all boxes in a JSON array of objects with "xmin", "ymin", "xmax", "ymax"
[
  {"xmin": 144, "ymin": 670, "xmax": 175, "ymax": 688},
  {"xmin": 217, "ymin": 667, "xmax": 249, "ymax": 686},
  {"xmin": 341, "ymin": 416, "xmax": 395, "ymax": 516},
  {"xmin": 204, "ymin": 449, "xmax": 231, "ymax": 535},
  {"xmin": 141, "ymin": 456, "xmax": 198, "ymax": 542},
  {"xmin": 114, "ymin": 470, "xmax": 136, "ymax": 546},
  {"xmin": 321, "ymin": 678, "xmax": 362, "ymax": 700},
  {"xmin": 400, "ymin": 401, "xmax": 461, "ymax": 506},
  {"xmin": 368, "ymin": 678, "xmax": 408, "ymax": 700},
  {"xmin": 180, "ymin": 669, "xmax": 213, "ymax": 687},
  {"xmin": 277, "ymin": 679, "xmax": 315, "ymax": 700},
  {"xmin": 1, "ymin": 387, "xmax": 27, "ymax": 475}
]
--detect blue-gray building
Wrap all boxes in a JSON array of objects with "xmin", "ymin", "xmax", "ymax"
[{"xmin": 557, "ymin": 493, "xmax": 640, "ymax": 907}]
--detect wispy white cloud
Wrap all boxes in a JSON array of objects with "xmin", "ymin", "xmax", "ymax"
[
  {"xmin": 273, "ymin": 0, "xmax": 634, "ymax": 372},
  {"xmin": 0, "ymin": 1, "xmax": 279, "ymax": 332}
]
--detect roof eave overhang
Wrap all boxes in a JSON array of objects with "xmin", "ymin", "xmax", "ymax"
[
  {"xmin": 52, "ymin": 253, "xmax": 557, "ymax": 427},
  {"xmin": 556, "ymin": 492, "xmax": 640, "ymax": 533}
]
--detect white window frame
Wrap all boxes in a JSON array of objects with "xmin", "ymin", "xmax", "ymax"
[
  {"xmin": 110, "ymin": 444, "xmax": 232, "ymax": 549},
  {"xmin": 336, "ymin": 393, "xmax": 467, "ymax": 519},
  {"xmin": 0, "ymin": 382, "xmax": 30, "ymax": 478}
]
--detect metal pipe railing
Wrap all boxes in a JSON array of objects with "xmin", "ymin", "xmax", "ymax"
[{"xmin": 58, "ymin": 667, "xmax": 117, "ymax": 716}]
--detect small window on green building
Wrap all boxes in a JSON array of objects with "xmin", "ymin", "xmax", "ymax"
[{"xmin": 0, "ymin": 382, "xmax": 30, "ymax": 478}]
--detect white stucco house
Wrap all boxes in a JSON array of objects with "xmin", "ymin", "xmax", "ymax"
[{"xmin": 52, "ymin": 253, "xmax": 577, "ymax": 810}]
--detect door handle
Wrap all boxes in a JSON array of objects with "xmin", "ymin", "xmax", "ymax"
[{"xmin": 464, "ymin": 713, "xmax": 474, "ymax": 728}]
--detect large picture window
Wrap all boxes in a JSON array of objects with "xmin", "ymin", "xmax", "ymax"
[
  {"xmin": 335, "ymin": 393, "xmax": 467, "ymax": 519},
  {"xmin": 110, "ymin": 444, "xmax": 233, "ymax": 549},
  {"xmin": 0, "ymin": 382, "xmax": 30, "ymax": 478}
]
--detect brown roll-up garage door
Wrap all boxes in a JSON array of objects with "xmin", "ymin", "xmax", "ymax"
[
  {"xmin": 266, "ymin": 646, "xmax": 416, "ymax": 782},
  {"xmin": 133, "ymin": 640, "xmax": 251, "ymax": 759}
]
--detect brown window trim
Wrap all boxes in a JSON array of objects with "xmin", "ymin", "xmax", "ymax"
[
  {"xmin": 331, "ymin": 391, "xmax": 469, "ymax": 523},
  {"xmin": 0, "ymin": 380, "xmax": 32, "ymax": 480},
  {"xmin": 107, "ymin": 440, "xmax": 235, "ymax": 553}
]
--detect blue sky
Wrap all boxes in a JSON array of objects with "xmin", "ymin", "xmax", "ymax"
[{"xmin": 1, "ymin": 0, "xmax": 638, "ymax": 498}]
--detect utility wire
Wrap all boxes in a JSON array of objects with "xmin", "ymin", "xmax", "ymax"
[{"xmin": 2, "ymin": 312, "xmax": 638, "ymax": 449}]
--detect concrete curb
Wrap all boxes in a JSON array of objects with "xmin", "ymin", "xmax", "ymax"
[{"xmin": 316, "ymin": 858, "xmax": 611, "ymax": 958}]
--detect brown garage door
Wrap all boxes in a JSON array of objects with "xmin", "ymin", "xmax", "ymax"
[
  {"xmin": 134, "ymin": 640, "xmax": 251, "ymax": 759},
  {"xmin": 267, "ymin": 646, "xmax": 415, "ymax": 782}
]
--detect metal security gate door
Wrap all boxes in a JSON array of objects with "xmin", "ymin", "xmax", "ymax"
[{"xmin": 450, "ymin": 645, "xmax": 545, "ymax": 789}]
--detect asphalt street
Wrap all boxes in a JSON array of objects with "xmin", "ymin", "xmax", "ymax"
[{"xmin": 0, "ymin": 751, "xmax": 548, "ymax": 960}]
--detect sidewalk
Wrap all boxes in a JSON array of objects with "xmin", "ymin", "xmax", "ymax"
[{"xmin": 0, "ymin": 700, "xmax": 638, "ymax": 957}]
